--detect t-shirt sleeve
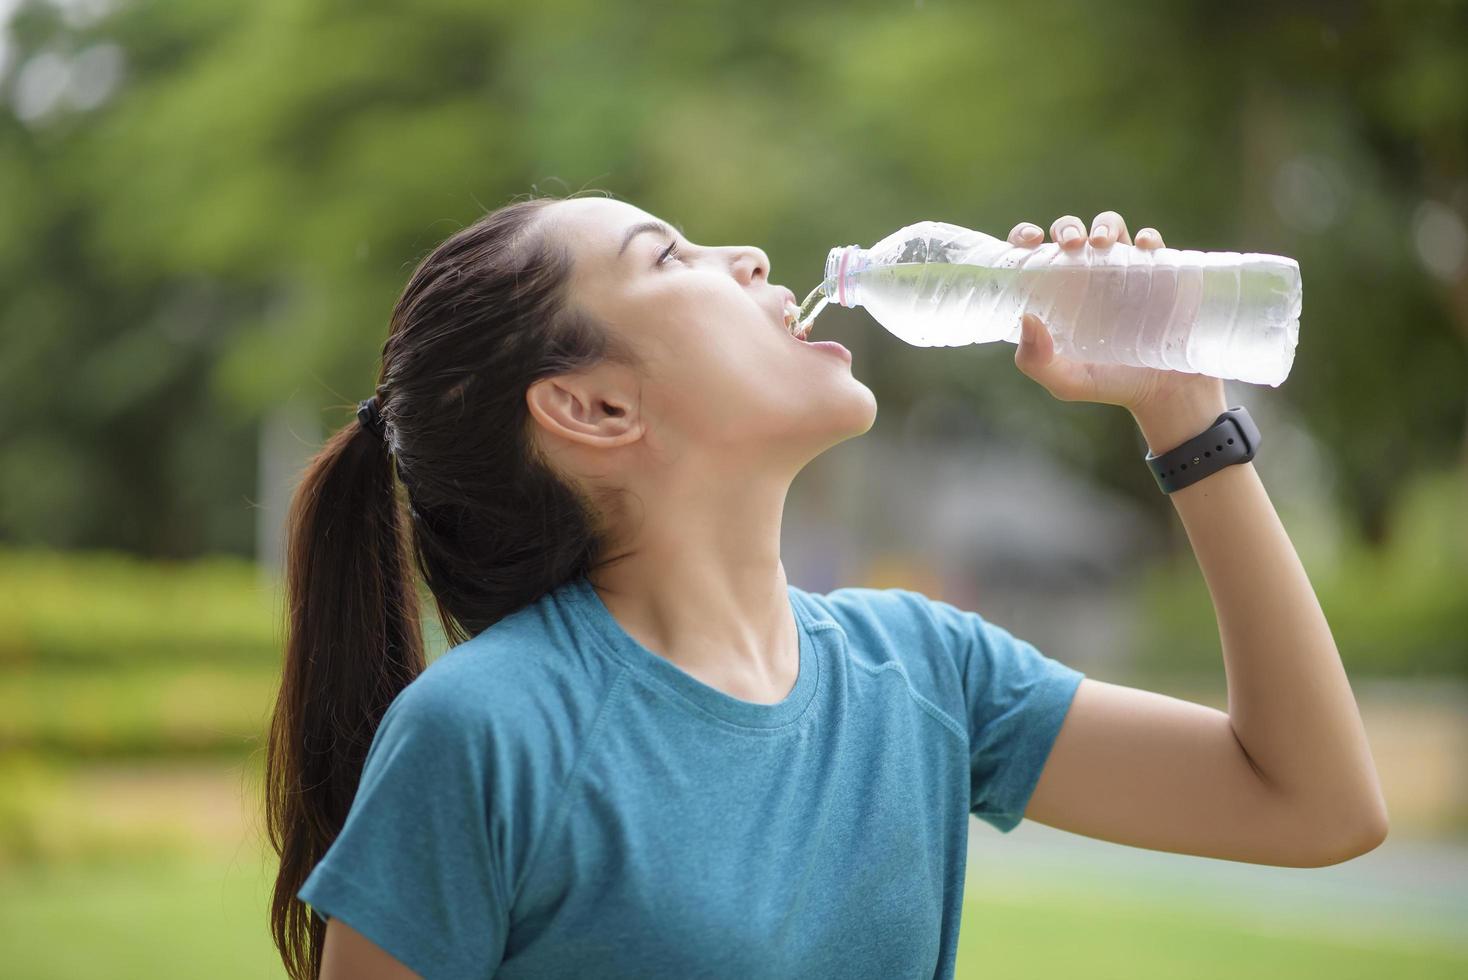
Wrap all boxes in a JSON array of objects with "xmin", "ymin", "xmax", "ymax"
[
  {"xmin": 297, "ymin": 674, "xmax": 511, "ymax": 978},
  {"xmin": 920, "ymin": 593, "xmax": 1086, "ymax": 833}
]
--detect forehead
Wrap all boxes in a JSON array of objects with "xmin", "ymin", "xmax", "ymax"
[{"xmin": 549, "ymin": 198, "xmax": 671, "ymax": 274}]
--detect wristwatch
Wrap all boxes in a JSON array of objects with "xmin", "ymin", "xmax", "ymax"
[{"xmin": 1144, "ymin": 406, "xmax": 1260, "ymax": 494}]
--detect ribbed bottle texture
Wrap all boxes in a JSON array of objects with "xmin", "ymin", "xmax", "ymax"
[{"xmin": 823, "ymin": 220, "xmax": 1303, "ymax": 386}]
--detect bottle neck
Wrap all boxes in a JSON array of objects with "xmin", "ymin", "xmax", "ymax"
[{"xmin": 824, "ymin": 245, "xmax": 869, "ymax": 308}]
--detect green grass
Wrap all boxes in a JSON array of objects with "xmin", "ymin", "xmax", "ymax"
[
  {"xmin": 957, "ymin": 887, "xmax": 1468, "ymax": 979},
  {"xmin": 1, "ymin": 849, "xmax": 1463, "ymax": 979},
  {"xmin": 1, "ymin": 853, "xmax": 285, "ymax": 980}
]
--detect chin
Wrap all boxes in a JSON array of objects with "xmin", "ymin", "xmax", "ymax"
[
  {"xmin": 816, "ymin": 379, "xmax": 878, "ymax": 442},
  {"xmin": 848, "ymin": 384, "xmax": 879, "ymax": 435}
]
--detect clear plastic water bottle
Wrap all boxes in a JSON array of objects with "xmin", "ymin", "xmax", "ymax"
[{"xmin": 815, "ymin": 220, "xmax": 1303, "ymax": 386}]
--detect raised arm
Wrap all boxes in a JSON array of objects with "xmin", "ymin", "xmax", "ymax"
[{"xmin": 1008, "ymin": 211, "xmax": 1388, "ymax": 867}]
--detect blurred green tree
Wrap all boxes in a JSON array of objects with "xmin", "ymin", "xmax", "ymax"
[{"xmin": 0, "ymin": 0, "xmax": 1462, "ymax": 557}]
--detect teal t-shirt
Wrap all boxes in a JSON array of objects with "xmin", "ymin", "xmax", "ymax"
[{"xmin": 298, "ymin": 574, "xmax": 1084, "ymax": 979}]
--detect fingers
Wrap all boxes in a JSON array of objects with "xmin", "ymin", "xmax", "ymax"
[
  {"xmin": 1050, "ymin": 215, "xmax": 1087, "ymax": 249},
  {"xmin": 1089, "ymin": 210, "xmax": 1132, "ymax": 247},
  {"xmin": 1008, "ymin": 221, "xmax": 1044, "ymax": 246},
  {"xmin": 1135, "ymin": 226, "xmax": 1165, "ymax": 249},
  {"xmin": 1045, "ymin": 213, "xmax": 1166, "ymax": 250}
]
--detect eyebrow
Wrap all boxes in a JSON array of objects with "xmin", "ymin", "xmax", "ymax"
[{"xmin": 617, "ymin": 220, "xmax": 682, "ymax": 259}]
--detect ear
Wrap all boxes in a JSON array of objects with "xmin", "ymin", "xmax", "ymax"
[{"xmin": 525, "ymin": 366, "xmax": 644, "ymax": 449}]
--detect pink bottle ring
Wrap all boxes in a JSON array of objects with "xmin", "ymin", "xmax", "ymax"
[{"xmin": 837, "ymin": 247, "xmax": 851, "ymax": 307}]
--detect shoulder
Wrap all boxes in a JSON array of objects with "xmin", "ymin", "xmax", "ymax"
[
  {"xmin": 794, "ymin": 583, "xmax": 1052, "ymax": 698},
  {"xmin": 794, "ymin": 584, "xmax": 975, "ymax": 660},
  {"xmin": 378, "ymin": 583, "xmax": 626, "ymax": 761}
]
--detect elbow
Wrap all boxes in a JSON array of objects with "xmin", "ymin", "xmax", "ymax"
[
  {"xmin": 1314, "ymin": 801, "xmax": 1390, "ymax": 867},
  {"xmin": 1276, "ymin": 782, "xmax": 1391, "ymax": 867},
  {"xmin": 1321, "ymin": 821, "xmax": 1388, "ymax": 866},
  {"xmin": 1356, "ymin": 791, "xmax": 1391, "ymax": 852},
  {"xmin": 1354, "ymin": 802, "xmax": 1390, "ymax": 856}
]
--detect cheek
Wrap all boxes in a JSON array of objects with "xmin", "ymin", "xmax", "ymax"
[
  {"xmin": 645, "ymin": 323, "xmax": 793, "ymax": 435},
  {"xmin": 632, "ymin": 280, "xmax": 809, "ymax": 434},
  {"xmin": 666, "ymin": 331, "xmax": 766, "ymax": 412}
]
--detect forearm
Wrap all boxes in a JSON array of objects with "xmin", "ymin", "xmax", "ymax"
[{"xmin": 1130, "ymin": 384, "xmax": 1388, "ymax": 842}]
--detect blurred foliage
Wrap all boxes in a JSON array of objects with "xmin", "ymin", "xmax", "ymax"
[
  {"xmin": 0, "ymin": 753, "xmax": 188, "ymax": 865},
  {"xmin": 0, "ymin": 666, "xmax": 277, "ymax": 757},
  {"xmin": 0, "ymin": 544, "xmax": 449, "ymax": 762},
  {"xmin": 0, "ymin": 0, "xmax": 1464, "ymax": 559},
  {"xmin": 1133, "ymin": 466, "xmax": 1468, "ymax": 679},
  {"xmin": 0, "ymin": 545, "xmax": 280, "ymax": 669}
]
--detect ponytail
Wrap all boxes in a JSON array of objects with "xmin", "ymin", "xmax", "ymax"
[{"xmin": 265, "ymin": 412, "xmax": 424, "ymax": 980}]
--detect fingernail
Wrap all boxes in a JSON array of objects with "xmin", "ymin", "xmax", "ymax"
[
  {"xmin": 1020, "ymin": 224, "xmax": 1039, "ymax": 239},
  {"xmin": 1060, "ymin": 226, "xmax": 1080, "ymax": 244},
  {"xmin": 1092, "ymin": 223, "xmax": 1109, "ymax": 241}
]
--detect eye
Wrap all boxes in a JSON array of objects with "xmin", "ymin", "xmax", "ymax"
[{"xmin": 657, "ymin": 240, "xmax": 680, "ymax": 266}]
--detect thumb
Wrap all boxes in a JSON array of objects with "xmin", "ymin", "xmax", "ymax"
[
  {"xmin": 1014, "ymin": 313, "xmax": 1088, "ymax": 402},
  {"xmin": 1014, "ymin": 313, "xmax": 1055, "ymax": 370}
]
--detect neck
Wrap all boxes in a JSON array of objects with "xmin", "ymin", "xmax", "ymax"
[{"xmin": 587, "ymin": 462, "xmax": 797, "ymax": 691}]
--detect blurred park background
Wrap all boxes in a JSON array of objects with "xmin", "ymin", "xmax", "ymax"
[{"xmin": 2, "ymin": 0, "xmax": 1465, "ymax": 976}]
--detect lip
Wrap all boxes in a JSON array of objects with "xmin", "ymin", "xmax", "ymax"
[{"xmin": 806, "ymin": 340, "xmax": 851, "ymax": 362}]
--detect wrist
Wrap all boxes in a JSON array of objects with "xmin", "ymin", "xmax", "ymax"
[{"xmin": 1130, "ymin": 381, "xmax": 1230, "ymax": 455}]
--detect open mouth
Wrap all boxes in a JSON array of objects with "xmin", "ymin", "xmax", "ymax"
[{"xmin": 782, "ymin": 300, "xmax": 812, "ymax": 341}]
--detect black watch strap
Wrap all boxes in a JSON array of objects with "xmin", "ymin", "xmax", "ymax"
[{"xmin": 1144, "ymin": 405, "xmax": 1260, "ymax": 494}]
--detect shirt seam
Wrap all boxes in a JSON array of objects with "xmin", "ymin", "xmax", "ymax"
[
  {"xmin": 508, "ymin": 664, "xmax": 632, "ymax": 915},
  {"xmin": 801, "ymin": 588, "xmax": 968, "ymax": 744},
  {"xmin": 611, "ymin": 658, "xmax": 821, "ymax": 735},
  {"xmin": 846, "ymin": 657, "xmax": 968, "ymax": 746}
]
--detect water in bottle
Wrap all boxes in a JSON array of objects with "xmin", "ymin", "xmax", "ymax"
[{"xmin": 793, "ymin": 220, "xmax": 1302, "ymax": 386}]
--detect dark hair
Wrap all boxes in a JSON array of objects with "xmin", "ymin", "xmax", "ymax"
[{"xmin": 264, "ymin": 194, "xmax": 637, "ymax": 980}]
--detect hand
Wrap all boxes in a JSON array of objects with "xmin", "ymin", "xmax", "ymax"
[{"xmin": 1007, "ymin": 210, "xmax": 1225, "ymax": 415}]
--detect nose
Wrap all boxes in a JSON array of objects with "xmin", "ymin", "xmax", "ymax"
[{"xmin": 729, "ymin": 245, "xmax": 770, "ymax": 286}]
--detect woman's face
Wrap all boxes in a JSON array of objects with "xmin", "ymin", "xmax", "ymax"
[{"xmin": 544, "ymin": 197, "xmax": 877, "ymax": 467}]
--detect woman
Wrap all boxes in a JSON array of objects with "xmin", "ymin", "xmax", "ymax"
[{"xmin": 266, "ymin": 193, "xmax": 1388, "ymax": 980}]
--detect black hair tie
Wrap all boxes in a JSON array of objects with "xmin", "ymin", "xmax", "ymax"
[{"xmin": 357, "ymin": 395, "xmax": 387, "ymax": 442}]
